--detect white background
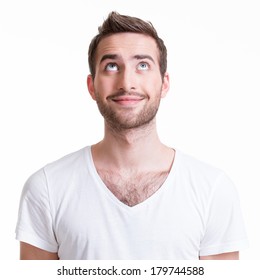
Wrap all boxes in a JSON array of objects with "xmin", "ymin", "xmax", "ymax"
[{"xmin": 0, "ymin": 0, "xmax": 259, "ymax": 260}]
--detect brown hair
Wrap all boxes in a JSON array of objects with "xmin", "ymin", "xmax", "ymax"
[{"xmin": 88, "ymin": 11, "xmax": 167, "ymax": 79}]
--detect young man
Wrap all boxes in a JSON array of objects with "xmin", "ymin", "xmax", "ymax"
[{"xmin": 16, "ymin": 11, "xmax": 248, "ymax": 260}]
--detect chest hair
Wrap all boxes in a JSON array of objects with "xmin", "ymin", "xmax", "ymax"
[{"xmin": 96, "ymin": 169, "xmax": 170, "ymax": 207}]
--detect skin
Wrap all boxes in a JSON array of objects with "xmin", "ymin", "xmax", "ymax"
[
  {"xmin": 20, "ymin": 32, "xmax": 239, "ymax": 260},
  {"xmin": 87, "ymin": 33, "xmax": 172, "ymax": 176},
  {"xmin": 20, "ymin": 242, "xmax": 59, "ymax": 260}
]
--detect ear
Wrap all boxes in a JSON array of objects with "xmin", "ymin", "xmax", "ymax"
[
  {"xmin": 87, "ymin": 74, "xmax": 96, "ymax": 100},
  {"xmin": 161, "ymin": 72, "xmax": 170, "ymax": 98}
]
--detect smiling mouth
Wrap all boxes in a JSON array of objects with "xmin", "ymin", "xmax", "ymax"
[{"xmin": 110, "ymin": 95, "xmax": 145, "ymax": 106}]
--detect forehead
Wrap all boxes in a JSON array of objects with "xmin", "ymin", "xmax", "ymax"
[{"xmin": 96, "ymin": 33, "xmax": 159, "ymax": 62}]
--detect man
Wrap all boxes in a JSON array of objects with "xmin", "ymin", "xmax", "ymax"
[{"xmin": 16, "ymin": 11, "xmax": 248, "ymax": 260}]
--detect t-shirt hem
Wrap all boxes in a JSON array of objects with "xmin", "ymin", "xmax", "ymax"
[
  {"xmin": 199, "ymin": 238, "xmax": 249, "ymax": 256},
  {"xmin": 16, "ymin": 230, "xmax": 58, "ymax": 253}
]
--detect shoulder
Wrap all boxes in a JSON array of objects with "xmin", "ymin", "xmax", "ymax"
[
  {"xmin": 43, "ymin": 146, "xmax": 89, "ymax": 178},
  {"xmin": 176, "ymin": 149, "xmax": 224, "ymax": 179},
  {"xmin": 22, "ymin": 146, "xmax": 90, "ymax": 195},
  {"xmin": 175, "ymin": 149, "xmax": 236, "ymax": 197}
]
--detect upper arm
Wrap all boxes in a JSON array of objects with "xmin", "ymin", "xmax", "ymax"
[
  {"xmin": 16, "ymin": 170, "xmax": 59, "ymax": 259},
  {"xmin": 200, "ymin": 173, "xmax": 248, "ymax": 257},
  {"xmin": 20, "ymin": 242, "xmax": 59, "ymax": 260},
  {"xmin": 200, "ymin": 251, "xmax": 239, "ymax": 260}
]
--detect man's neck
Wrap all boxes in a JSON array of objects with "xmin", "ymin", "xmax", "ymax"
[{"xmin": 91, "ymin": 120, "xmax": 173, "ymax": 173}]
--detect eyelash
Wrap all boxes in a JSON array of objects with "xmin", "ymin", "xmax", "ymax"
[
  {"xmin": 138, "ymin": 62, "xmax": 150, "ymax": 69},
  {"xmin": 105, "ymin": 63, "xmax": 118, "ymax": 71}
]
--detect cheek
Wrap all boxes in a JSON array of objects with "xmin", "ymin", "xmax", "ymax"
[
  {"xmin": 94, "ymin": 76, "xmax": 115, "ymax": 95},
  {"xmin": 144, "ymin": 76, "xmax": 163, "ymax": 94}
]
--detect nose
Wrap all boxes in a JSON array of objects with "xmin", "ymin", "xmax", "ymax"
[{"xmin": 117, "ymin": 67, "xmax": 136, "ymax": 92}]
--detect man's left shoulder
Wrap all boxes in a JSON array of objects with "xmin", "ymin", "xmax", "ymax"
[
  {"xmin": 175, "ymin": 150, "xmax": 236, "ymax": 193},
  {"xmin": 176, "ymin": 150, "xmax": 224, "ymax": 178}
]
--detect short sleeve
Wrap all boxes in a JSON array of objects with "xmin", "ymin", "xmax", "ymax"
[
  {"xmin": 199, "ymin": 172, "xmax": 249, "ymax": 256},
  {"xmin": 15, "ymin": 168, "xmax": 58, "ymax": 253}
]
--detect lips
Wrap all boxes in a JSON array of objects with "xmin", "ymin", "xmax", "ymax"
[{"xmin": 110, "ymin": 95, "xmax": 145, "ymax": 105}]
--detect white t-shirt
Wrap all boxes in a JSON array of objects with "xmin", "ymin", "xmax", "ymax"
[{"xmin": 15, "ymin": 146, "xmax": 248, "ymax": 259}]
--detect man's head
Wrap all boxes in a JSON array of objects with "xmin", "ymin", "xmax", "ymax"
[
  {"xmin": 87, "ymin": 12, "xmax": 170, "ymax": 132},
  {"xmin": 88, "ymin": 11, "xmax": 167, "ymax": 80}
]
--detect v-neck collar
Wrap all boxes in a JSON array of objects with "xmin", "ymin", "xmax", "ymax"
[{"xmin": 85, "ymin": 146, "xmax": 178, "ymax": 212}]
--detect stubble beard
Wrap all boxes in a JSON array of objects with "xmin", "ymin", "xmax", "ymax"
[{"xmin": 95, "ymin": 92, "xmax": 161, "ymax": 133}]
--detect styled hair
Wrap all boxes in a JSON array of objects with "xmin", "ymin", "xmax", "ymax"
[{"xmin": 88, "ymin": 11, "xmax": 167, "ymax": 79}]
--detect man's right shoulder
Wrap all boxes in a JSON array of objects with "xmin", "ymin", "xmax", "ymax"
[
  {"xmin": 25, "ymin": 146, "xmax": 90, "ymax": 188},
  {"xmin": 44, "ymin": 146, "xmax": 89, "ymax": 172}
]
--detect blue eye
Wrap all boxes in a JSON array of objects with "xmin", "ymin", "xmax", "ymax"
[
  {"xmin": 105, "ymin": 63, "xmax": 119, "ymax": 71},
  {"xmin": 137, "ymin": 62, "xmax": 149, "ymax": 70}
]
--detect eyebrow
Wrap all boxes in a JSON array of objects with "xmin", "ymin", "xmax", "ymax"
[
  {"xmin": 100, "ymin": 54, "xmax": 118, "ymax": 63},
  {"xmin": 134, "ymin": 55, "xmax": 155, "ymax": 63},
  {"xmin": 99, "ymin": 54, "xmax": 155, "ymax": 64}
]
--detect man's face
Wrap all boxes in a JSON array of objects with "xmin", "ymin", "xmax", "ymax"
[{"xmin": 87, "ymin": 33, "xmax": 169, "ymax": 131}]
